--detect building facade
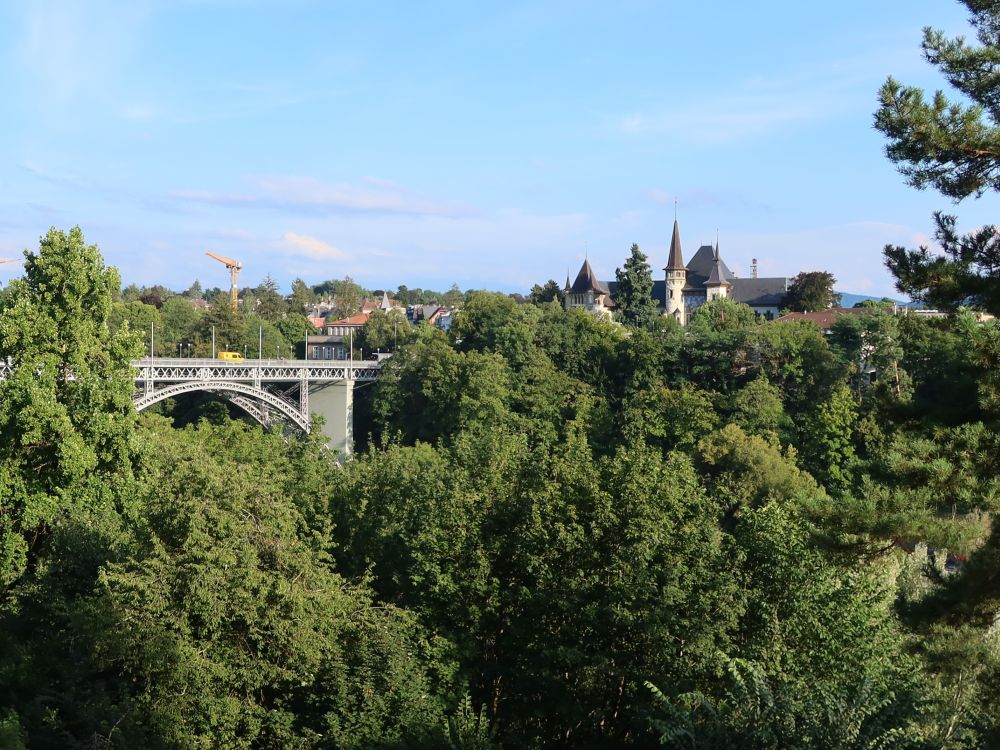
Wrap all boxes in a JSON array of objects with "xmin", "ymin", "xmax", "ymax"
[{"xmin": 565, "ymin": 220, "xmax": 789, "ymax": 323}]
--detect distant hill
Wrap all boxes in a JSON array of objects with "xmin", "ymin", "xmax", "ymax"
[{"xmin": 836, "ymin": 292, "xmax": 912, "ymax": 308}]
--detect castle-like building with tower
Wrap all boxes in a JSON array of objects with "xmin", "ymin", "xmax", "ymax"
[{"xmin": 564, "ymin": 219, "xmax": 789, "ymax": 323}]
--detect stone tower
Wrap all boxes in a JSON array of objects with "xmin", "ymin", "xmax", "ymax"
[{"xmin": 664, "ymin": 219, "xmax": 686, "ymax": 325}]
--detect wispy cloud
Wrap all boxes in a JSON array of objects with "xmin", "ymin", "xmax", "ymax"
[
  {"xmin": 614, "ymin": 47, "xmax": 909, "ymax": 145},
  {"xmin": 619, "ymin": 90, "xmax": 841, "ymax": 144},
  {"xmin": 277, "ymin": 232, "xmax": 349, "ymax": 261},
  {"xmin": 15, "ymin": 1, "xmax": 151, "ymax": 108},
  {"xmin": 174, "ymin": 176, "xmax": 469, "ymax": 218}
]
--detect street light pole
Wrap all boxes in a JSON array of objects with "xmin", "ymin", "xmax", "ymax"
[
  {"xmin": 212, "ymin": 325, "xmax": 216, "ymax": 358},
  {"xmin": 258, "ymin": 325, "xmax": 262, "ymax": 361}
]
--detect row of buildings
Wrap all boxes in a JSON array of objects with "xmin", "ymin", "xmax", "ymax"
[
  {"xmin": 305, "ymin": 291, "xmax": 452, "ymax": 360},
  {"xmin": 565, "ymin": 220, "xmax": 790, "ymax": 324},
  {"xmin": 303, "ymin": 220, "xmax": 797, "ymax": 359}
]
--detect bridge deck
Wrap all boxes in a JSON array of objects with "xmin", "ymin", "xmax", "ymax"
[{"xmin": 134, "ymin": 357, "xmax": 381, "ymax": 383}]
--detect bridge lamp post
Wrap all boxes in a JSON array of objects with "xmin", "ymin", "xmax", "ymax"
[
  {"xmin": 186, "ymin": 343, "xmax": 193, "ymax": 358},
  {"xmin": 177, "ymin": 343, "xmax": 182, "ymax": 358},
  {"xmin": 258, "ymin": 325, "xmax": 262, "ymax": 361}
]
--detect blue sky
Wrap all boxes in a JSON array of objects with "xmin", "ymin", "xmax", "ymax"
[{"xmin": 0, "ymin": 0, "xmax": 993, "ymax": 298}]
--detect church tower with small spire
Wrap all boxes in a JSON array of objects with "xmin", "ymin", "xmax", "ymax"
[{"xmin": 664, "ymin": 218, "xmax": 687, "ymax": 325}]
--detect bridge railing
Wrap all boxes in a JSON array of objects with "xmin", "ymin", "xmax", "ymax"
[{"xmin": 132, "ymin": 358, "xmax": 383, "ymax": 383}]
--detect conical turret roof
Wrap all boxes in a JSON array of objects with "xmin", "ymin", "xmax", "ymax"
[
  {"xmin": 570, "ymin": 259, "xmax": 609, "ymax": 294},
  {"xmin": 665, "ymin": 219, "xmax": 685, "ymax": 271},
  {"xmin": 704, "ymin": 244, "xmax": 732, "ymax": 288}
]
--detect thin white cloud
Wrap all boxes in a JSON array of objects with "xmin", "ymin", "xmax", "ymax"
[
  {"xmin": 619, "ymin": 92, "xmax": 840, "ymax": 144},
  {"xmin": 174, "ymin": 176, "xmax": 469, "ymax": 218},
  {"xmin": 122, "ymin": 104, "xmax": 157, "ymax": 121},
  {"xmin": 615, "ymin": 46, "xmax": 913, "ymax": 145},
  {"xmin": 15, "ymin": 1, "xmax": 151, "ymax": 108},
  {"xmin": 362, "ymin": 176, "xmax": 402, "ymax": 190},
  {"xmin": 278, "ymin": 232, "xmax": 349, "ymax": 261}
]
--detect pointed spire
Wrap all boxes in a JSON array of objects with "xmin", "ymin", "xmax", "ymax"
[
  {"xmin": 705, "ymin": 237, "xmax": 731, "ymax": 288},
  {"xmin": 570, "ymin": 258, "xmax": 609, "ymax": 294},
  {"xmin": 564, "ymin": 271, "xmax": 571, "ymax": 291},
  {"xmin": 665, "ymin": 218, "xmax": 685, "ymax": 271}
]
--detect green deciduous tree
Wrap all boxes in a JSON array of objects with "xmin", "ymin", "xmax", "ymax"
[
  {"xmin": 527, "ymin": 279, "xmax": 562, "ymax": 306},
  {"xmin": 730, "ymin": 376, "xmax": 793, "ymax": 444},
  {"xmin": 0, "ymin": 227, "xmax": 142, "ymax": 585},
  {"xmin": 783, "ymin": 271, "xmax": 841, "ymax": 312},
  {"xmin": 329, "ymin": 430, "xmax": 740, "ymax": 747},
  {"xmin": 800, "ymin": 384, "xmax": 858, "ymax": 494},
  {"xmin": 442, "ymin": 283, "xmax": 464, "ymax": 308},
  {"xmin": 688, "ymin": 297, "xmax": 758, "ymax": 333},
  {"xmin": 360, "ymin": 308, "xmax": 415, "ymax": 353},
  {"xmin": 198, "ymin": 290, "xmax": 246, "ymax": 352},
  {"xmin": 159, "ymin": 295, "xmax": 202, "ymax": 352},
  {"xmin": 614, "ymin": 243, "xmax": 658, "ymax": 329},
  {"xmin": 108, "ymin": 300, "xmax": 160, "ymax": 349},
  {"xmin": 449, "ymin": 292, "xmax": 541, "ymax": 369},
  {"xmin": 0, "ymin": 418, "xmax": 457, "ymax": 748},
  {"xmin": 331, "ymin": 276, "xmax": 364, "ymax": 320}
]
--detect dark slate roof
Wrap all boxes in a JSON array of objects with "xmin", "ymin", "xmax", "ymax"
[
  {"xmin": 665, "ymin": 220, "xmax": 685, "ymax": 271},
  {"xmin": 570, "ymin": 259, "xmax": 609, "ymax": 294},
  {"xmin": 683, "ymin": 245, "xmax": 732, "ymax": 291},
  {"xmin": 705, "ymin": 248, "xmax": 732, "ymax": 288},
  {"xmin": 730, "ymin": 277, "xmax": 788, "ymax": 306}
]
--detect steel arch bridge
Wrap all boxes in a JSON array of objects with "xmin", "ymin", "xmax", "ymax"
[{"xmin": 132, "ymin": 357, "xmax": 381, "ymax": 434}]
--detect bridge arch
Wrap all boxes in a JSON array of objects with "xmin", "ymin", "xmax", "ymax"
[{"xmin": 134, "ymin": 381, "xmax": 311, "ymax": 433}]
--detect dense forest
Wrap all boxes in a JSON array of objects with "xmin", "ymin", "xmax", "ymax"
[
  {"xmin": 3, "ymin": 2, "xmax": 1000, "ymax": 746},
  {"xmin": 0, "ymin": 224, "xmax": 999, "ymax": 748}
]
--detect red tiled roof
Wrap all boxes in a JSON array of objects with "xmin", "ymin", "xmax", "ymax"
[
  {"xmin": 328, "ymin": 312, "xmax": 370, "ymax": 326},
  {"xmin": 775, "ymin": 307, "xmax": 868, "ymax": 329}
]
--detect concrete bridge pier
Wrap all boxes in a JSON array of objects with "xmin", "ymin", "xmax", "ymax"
[{"xmin": 307, "ymin": 381, "xmax": 355, "ymax": 457}]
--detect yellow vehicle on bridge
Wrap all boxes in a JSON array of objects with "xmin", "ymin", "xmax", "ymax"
[{"xmin": 217, "ymin": 351, "xmax": 245, "ymax": 362}]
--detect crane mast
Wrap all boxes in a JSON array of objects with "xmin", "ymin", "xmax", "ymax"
[{"xmin": 205, "ymin": 251, "xmax": 242, "ymax": 313}]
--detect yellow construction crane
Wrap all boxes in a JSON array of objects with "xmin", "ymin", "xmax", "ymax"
[{"xmin": 205, "ymin": 251, "xmax": 242, "ymax": 313}]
